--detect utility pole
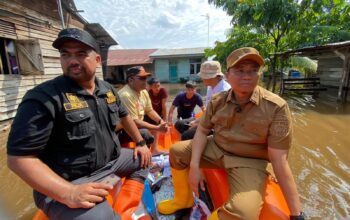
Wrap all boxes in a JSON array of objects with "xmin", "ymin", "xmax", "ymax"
[
  {"xmin": 201, "ymin": 13, "xmax": 210, "ymax": 47},
  {"xmin": 56, "ymin": 0, "xmax": 65, "ymax": 29}
]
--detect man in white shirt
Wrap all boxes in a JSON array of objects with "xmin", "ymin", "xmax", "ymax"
[
  {"xmin": 176, "ymin": 61, "xmax": 231, "ymax": 140},
  {"xmin": 200, "ymin": 61, "xmax": 231, "ymax": 106}
]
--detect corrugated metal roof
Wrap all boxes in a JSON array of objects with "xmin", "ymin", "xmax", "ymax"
[
  {"xmin": 107, "ymin": 49, "xmax": 157, "ymax": 66},
  {"xmin": 85, "ymin": 23, "xmax": 118, "ymax": 46},
  {"xmin": 150, "ymin": 47, "xmax": 206, "ymax": 58},
  {"xmin": 276, "ymin": 40, "xmax": 350, "ymax": 56}
]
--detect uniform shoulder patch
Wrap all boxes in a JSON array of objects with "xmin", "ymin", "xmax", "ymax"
[{"xmin": 270, "ymin": 114, "xmax": 290, "ymax": 137}]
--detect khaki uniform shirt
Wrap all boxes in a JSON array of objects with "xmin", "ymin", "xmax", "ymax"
[
  {"xmin": 118, "ymin": 84, "xmax": 153, "ymax": 120},
  {"xmin": 200, "ymin": 85, "xmax": 292, "ymax": 161}
]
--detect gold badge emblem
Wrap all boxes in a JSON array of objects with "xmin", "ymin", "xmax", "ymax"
[
  {"xmin": 105, "ymin": 91, "xmax": 117, "ymax": 104},
  {"xmin": 63, "ymin": 93, "xmax": 88, "ymax": 111}
]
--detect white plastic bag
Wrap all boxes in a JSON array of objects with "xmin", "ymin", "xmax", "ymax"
[{"xmin": 189, "ymin": 195, "xmax": 211, "ymax": 220}]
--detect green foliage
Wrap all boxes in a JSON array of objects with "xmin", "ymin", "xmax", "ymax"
[
  {"xmin": 290, "ymin": 56, "xmax": 317, "ymax": 76},
  {"xmin": 208, "ymin": 0, "xmax": 299, "ymax": 51},
  {"xmin": 205, "ymin": 26, "xmax": 272, "ymax": 70},
  {"xmin": 207, "ymin": 0, "xmax": 350, "ymax": 92},
  {"xmin": 291, "ymin": 0, "xmax": 350, "ymax": 47},
  {"xmin": 207, "ymin": 0, "xmax": 350, "ymax": 75}
]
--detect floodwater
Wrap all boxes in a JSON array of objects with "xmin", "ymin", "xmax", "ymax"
[{"xmin": 0, "ymin": 83, "xmax": 349, "ymax": 220}]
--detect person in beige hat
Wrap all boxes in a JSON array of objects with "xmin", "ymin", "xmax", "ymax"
[
  {"xmin": 197, "ymin": 60, "xmax": 231, "ymax": 106},
  {"xmin": 174, "ymin": 61, "xmax": 232, "ymax": 141},
  {"xmin": 158, "ymin": 47, "xmax": 304, "ymax": 220}
]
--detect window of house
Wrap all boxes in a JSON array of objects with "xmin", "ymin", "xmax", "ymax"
[
  {"xmin": 190, "ymin": 58, "xmax": 202, "ymax": 75},
  {"xmin": 0, "ymin": 38, "xmax": 19, "ymax": 75},
  {"xmin": 0, "ymin": 20, "xmax": 44, "ymax": 75},
  {"xmin": 0, "ymin": 37, "xmax": 44, "ymax": 75}
]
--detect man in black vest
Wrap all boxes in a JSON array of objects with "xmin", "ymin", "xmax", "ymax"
[{"xmin": 7, "ymin": 28, "xmax": 151, "ymax": 220}]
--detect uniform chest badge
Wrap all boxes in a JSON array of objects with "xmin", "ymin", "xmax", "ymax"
[
  {"xmin": 63, "ymin": 93, "xmax": 88, "ymax": 111},
  {"xmin": 105, "ymin": 91, "xmax": 117, "ymax": 104}
]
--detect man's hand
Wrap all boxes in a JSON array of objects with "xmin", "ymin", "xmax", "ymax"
[
  {"xmin": 64, "ymin": 182, "xmax": 112, "ymax": 209},
  {"xmin": 189, "ymin": 119, "xmax": 199, "ymax": 128},
  {"xmin": 157, "ymin": 121, "xmax": 169, "ymax": 133},
  {"xmin": 189, "ymin": 165, "xmax": 205, "ymax": 197},
  {"xmin": 134, "ymin": 145, "xmax": 152, "ymax": 168}
]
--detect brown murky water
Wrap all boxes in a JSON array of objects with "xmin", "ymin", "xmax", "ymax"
[{"xmin": 0, "ymin": 84, "xmax": 349, "ymax": 219}]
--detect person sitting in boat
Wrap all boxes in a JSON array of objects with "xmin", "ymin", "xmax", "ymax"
[
  {"xmin": 177, "ymin": 60, "xmax": 231, "ymax": 141},
  {"xmin": 167, "ymin": 81, "xmax": 206, "ymax": 140},
  {"xmin": 158, "ymin": 47, "xmax": 305, "ymax": 220},
  {"xmin": 144, "ymin": 77, "xmax": 169, "ymax": 154},
  {"xmin": 118, "ymin": 66, "xmax": 169, "ymax": 155},
  {"xmin": 6, "ymin": 28, "xmax": 152, "ymax": 220}
]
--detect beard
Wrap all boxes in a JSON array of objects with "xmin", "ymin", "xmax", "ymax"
[{"xmin": 64, "ymin": 64, "xmax": 95, "ymax": 83}]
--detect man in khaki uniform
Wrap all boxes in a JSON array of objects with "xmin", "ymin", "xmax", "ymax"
[
  {"xmin": 157, "ymin": 47, "xmax": 304, "ymax": 220},
  {"xmin": 118, "ymin": 66, "xmax": 168, "ymax": 154}
]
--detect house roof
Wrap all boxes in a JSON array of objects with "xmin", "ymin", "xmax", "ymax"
[
  {"xmin": 150, "ymin": 47, "xmax": 206, "ymax": 58},
  {"xmin": 275, "ymin": 40, "xmax": 350, "ymax": 57},
  {"xmin": 85, "ymin": 23, "xmax": 118, "ymax": 47},
  {"xmin": 107, "ymin": 49, "xmax": 157, "ymax": 66}
]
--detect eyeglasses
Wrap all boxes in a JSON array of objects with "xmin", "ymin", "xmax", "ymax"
[
  {"xmin": 134, "ymin": 76, "xmax": 148, "ymax": 81},
  {"xmin": 231, "ymin": 70, "xmax": 259, "ymax": 77}
]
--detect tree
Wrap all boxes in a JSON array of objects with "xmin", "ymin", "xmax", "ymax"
[
  {"xmin": 207, "ymin": 0, "xmax": 350, "ymax": 92},
  {"xmin": 208, "ymin": 0, "xmax": 299, "ymax": 91},
  {"xmin": 205, "ymin": 26, "xmax": 271, "ymax": 69},
  {"xmin": 290, "ymin": 0, "xmax": 350, "ymax": 47}
]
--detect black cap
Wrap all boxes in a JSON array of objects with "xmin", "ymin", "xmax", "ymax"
[
  {"xmin": 147, "ymin": 77, "xmax": 160, "ymax": 85},
  {"xmin": 126, "ymin": 66, "xmax": 151, "ymax": 79},
  {"xmin": 52, "ymin": 28, "xmax": 99, "ymax": 52},
  {"xmin": 185, "ymin": 80, "xmax": 197, "ymax": 88}
]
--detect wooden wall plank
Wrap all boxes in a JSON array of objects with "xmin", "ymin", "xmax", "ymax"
[
  {"xmin": 0, "ymin": 1, "xmax": 105, "ymax": 121},
  {"xmin": 0, "ymin": 110, "xmax": 16, "ymax": 121}
]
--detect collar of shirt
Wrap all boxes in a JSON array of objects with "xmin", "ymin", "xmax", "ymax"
[
  {"xmin": 63, "ymin": 75, "xmax": 109, "ymax": 97},
  {"xmin": 125, "ymin": 84, "xmax": 145, "ymax": 97},
  {"xmin": 211, "ymin": 79, "xmax": 227, "ymax": 94},
  {"xmin": 226, "ymin": 86, "xmax": 261, "ymax": 105}
]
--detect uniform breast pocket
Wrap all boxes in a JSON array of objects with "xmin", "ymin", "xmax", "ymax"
[
  {"xmin": 107, "ymin": 103, "xmax": 120, "ymax": 128},
  {"xmin": 65, "ymin": 110, "xmax": 96, "ymax": 140},
  {"xmin": 56, "ymin": 152, "xmax": 96, "ymax": 180},
  {"xmin": 242, "ymin": 121, "xmax": 269, "ymax": 138},
  {"xmin": 211, "ymin": 112, "xmax": 229, "ymax": 128}
]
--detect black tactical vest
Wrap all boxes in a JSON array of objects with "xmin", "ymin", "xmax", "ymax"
[{"xmin": 22, "ymin": 75, "xmax": 121, "ymax": 181}]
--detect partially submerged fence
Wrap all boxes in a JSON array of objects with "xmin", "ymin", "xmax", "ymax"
[{"xmin": 280, "ymin": 77, "xmax": 327, "ymax": 95}]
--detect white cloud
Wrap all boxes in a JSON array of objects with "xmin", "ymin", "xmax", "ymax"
[
  {"xmin": 74, "ymin": 0, "xmax": 232, "ymax": 49},
  {"xmin": 154, "ymin": 11, "xmax": 182, "ymax": 29}
]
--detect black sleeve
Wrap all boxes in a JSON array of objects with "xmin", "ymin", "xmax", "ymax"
[
  {"xmin": 7, "ymin": 100, "xmax": 54, "ymax": 156},
  {"xmin": 115, "ymin": 91, "xmax": 128, "ymax": 118}
]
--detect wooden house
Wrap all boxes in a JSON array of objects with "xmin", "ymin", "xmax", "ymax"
[
  {"xmin": 0, "ymin": 0, "xmax": 117, "ymax": 143},
  {"xmin": 277, "ymin": 41, "xmax": 350, "ymax": 102}
]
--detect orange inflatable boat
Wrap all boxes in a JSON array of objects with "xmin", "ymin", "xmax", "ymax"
[{"xmin": 32, "ymin": 123, "xmax": 290, "ymax": 220}]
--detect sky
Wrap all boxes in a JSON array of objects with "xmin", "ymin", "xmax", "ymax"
[{"xmin": 74, "ymin": 0, "xmax": 233, "ymax": 49}]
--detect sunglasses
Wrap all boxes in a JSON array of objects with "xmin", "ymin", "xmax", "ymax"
[
  {"xmin": 232, "ymin": 70, "xmax": 259, "ymax": 77},
  {"xmin": 134, "ymin": 76, "xmax": 148, "ymax": 81}
]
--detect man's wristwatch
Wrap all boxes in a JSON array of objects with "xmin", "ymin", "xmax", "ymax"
[
  {"xmin": 290, "ymin": 212, "xmax": 305, "ymax": 220},
  {"xmin": 135, "ymin": 139, "xmax": 146, "ymax": 147}
]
